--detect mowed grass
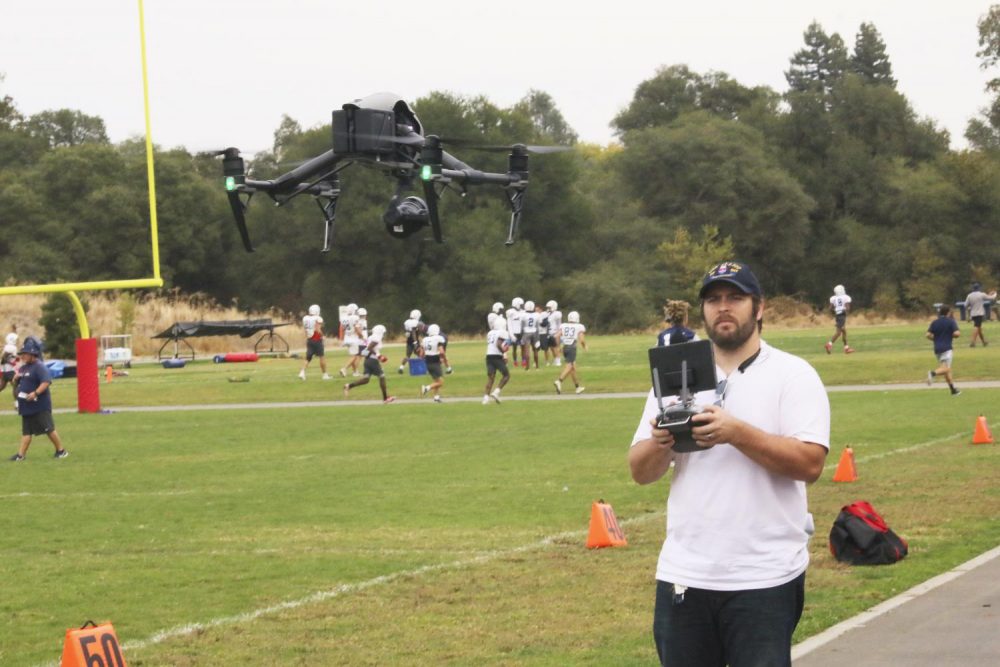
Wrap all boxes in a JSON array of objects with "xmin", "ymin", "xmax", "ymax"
[
  {"xmin": 48, "ymin": 320, "xmax": 1000, "ymax": 410},
  {"xmin": 1, "ymin": 323, "xmax": 999, "ymax": 665}
]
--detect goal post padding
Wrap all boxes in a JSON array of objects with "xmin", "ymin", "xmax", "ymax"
[{"xmin": 75, "ymin": 338, "xmax": 100, "ymax": 413}]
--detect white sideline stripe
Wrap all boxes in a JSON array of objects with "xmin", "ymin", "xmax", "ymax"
[
  {"xmin": 791, "ymin": 543, "xmax": 1000, "ymax": 660},
  {"xmin": 31, "ymin": 514, "xmax": 658, "ymax": 665},
  {"xmin": 821, "ymin": 426, "xmax": 980, "ymax": 472}
]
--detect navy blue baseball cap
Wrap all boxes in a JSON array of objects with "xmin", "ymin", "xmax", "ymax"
[
  {"xmin": 699, "ymin": 261, "xmax": 762, "ymax": 298},
  {"xmin": 18, "ymin": 337, "xmax": 42, "ymax": 356}
]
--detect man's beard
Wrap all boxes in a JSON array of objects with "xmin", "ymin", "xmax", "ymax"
[{"xmin": 707, "ymin": 317, "xmax": 756, "ymax": 351}]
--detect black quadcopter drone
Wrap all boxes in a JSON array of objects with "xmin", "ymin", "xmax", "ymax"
[{"xmin": 215, "ymin": 92, "xmax": 568, "ymax": 252}]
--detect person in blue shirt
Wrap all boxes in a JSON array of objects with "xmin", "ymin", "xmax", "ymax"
[
  {"xmin": 657, "ymin": 300, "xmax": 698, "ymax": 347},
  {"xmin": 926, "ymin": 305, "xmax": 962, "ymax": 396},
  {"xmin": 8, "ymin": 337, "xmax": 68, "ymax": 461}
]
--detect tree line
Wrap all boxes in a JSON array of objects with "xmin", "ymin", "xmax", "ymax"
[{"xmin": 3, "ymin": 16, "xmax": 1000, "ymax": 336}]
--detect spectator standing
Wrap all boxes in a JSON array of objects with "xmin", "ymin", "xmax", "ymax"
[
  {"xmin": 628, "ymin": 261, "xmax": 829, "ymax": 666},
  {"xmin": 964, "ymin": 282, "xmax": 997, "ymax": 347},
  {"xmin": 657, "ymin": 300, "xmax": 698, "ymax": 346}
]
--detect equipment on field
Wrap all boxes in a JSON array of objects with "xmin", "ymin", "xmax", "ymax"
[{"xmin": 210, "ymin": 92, "xmax": 570, "ymax": 252}]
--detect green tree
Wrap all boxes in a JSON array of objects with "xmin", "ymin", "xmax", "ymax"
[
  {"xmin": 39, "ymin": 293, "xmax": 86, "ymax": 359},
  {"xmin": 850, "ymin": 22, "xmax": 896, "ymax": 87},
  {"xmin": 656, "ymin": 226, "xmax": 735, "ymax": 304},
  {"xmin": 785, "ymin": 22, "xmax": 848, "ymax": 96},
  {"xmin": 23, "ymin": 109, "xmax": 109, "ymax": 148}
]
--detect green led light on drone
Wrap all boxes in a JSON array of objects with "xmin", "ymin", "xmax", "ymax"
[
  {"xmin": 225, "ymin": 176, "xmax": 236, "ymax": 191},
  {"xmin": 420, "ymin": 165, "xmax": 432, "ymax": 181}
]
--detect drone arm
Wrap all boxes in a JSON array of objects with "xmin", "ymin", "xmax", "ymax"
[
  {"xmin": 505, "ymin": 188, "xmax": 527, "ymax": 246},
  {"xmin": 421, "ymin": 179, "xmax": 443, "ymax": 243}
]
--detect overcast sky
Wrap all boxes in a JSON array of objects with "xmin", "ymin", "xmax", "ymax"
[{"xmin": 0, "ymin": 1, "xmax": 994, "ymax": 154}]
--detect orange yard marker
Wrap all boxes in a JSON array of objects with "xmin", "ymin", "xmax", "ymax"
[
  {"xmin": 105, "ymin": 365, "xmax": 113, "ymax": 383},
  {"xmin": 586, "ymin": 499, "xmax": 627, "ymax": 549},
  {"xmin": 973, "ymin": 415, "xmax": 994, "ymax": 445},
  {"xmin": 61, "ymin": 621, "xmax": 127, "ymax": 667},
  {"xmin": 832, "ymin": 446, "xmax": 858, "ymax": 482}
]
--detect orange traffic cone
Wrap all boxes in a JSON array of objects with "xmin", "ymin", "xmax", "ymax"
[
  {"xmin": 973, "ymin": 415, "xmax": 994, "ymax": 445},
  {"xmin": 61, "ymin": 620, "xmax": 128, "ymax": 666},
  {"xmin": 832, "ymin": 446, "xmax": 858, "ymax": 482},
  {"xmin": 586, "ymin": 499, "xmax": 627, "ymax": 549}
]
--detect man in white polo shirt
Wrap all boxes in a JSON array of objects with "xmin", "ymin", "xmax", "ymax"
[{"xmin": 629, "ymin": 261, "xmax": 830, "ymax": 667}]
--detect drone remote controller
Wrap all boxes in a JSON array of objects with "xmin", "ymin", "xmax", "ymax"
[{"xmin": 652, "ymin": 360, "xmax": 706, "ymax": 453}]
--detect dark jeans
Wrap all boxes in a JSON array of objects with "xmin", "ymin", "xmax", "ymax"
[{"xmin": 653, "ymin": 572, "xmax": 805, "ymax": 667}]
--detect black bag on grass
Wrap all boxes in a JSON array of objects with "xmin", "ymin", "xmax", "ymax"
[{"xmin": 829, "ymin": 500, "xmax": 908, "ymax": 565}]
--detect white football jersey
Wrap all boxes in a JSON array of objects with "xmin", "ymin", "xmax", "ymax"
[
  {"xmin": 486, "ymin": 329, "xmax": 511, "ymax": 356},
  {"xmin": 560, "ymin": 322, "xmax": 586, "ymax": 346},
  {"xmin": 830, "ymin": 294, "xmax": 852, "ymax": 315},
  {"xmin": 303, "ymin": 314, "xmax": 323, "ymax": 339},
  {"xmin": 362, "ymin": 329, "xmax": 385, "ymax": 357},
  {"xmin": 520, "ymin": 309, "xmax": 539, "ymax": 333},
  {"xmin": 357, "ymin": 318, "xmax": 369, "ymax": 339},
  {"xmin": 507, "ymin": 309, "xmax": 523, "ymax": 334},
  {"xmin": 548, "ymin": 310, "xmax": 563, "ymax": 332},
  {"xmin": 421, "ymin": 334, "xmax": 445, "ymax": 357},
  {"xmin": 342, "ymin": 314, "xmax": 360, "ymax": 342}
]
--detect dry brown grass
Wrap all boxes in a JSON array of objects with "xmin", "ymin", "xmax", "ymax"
[{"xmin": 0, "ymin": 291, "xmax": 292, "ymax": 358}]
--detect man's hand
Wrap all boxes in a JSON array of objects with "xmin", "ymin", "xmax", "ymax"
[{"xmin": 690, "ymin": 405, "xmax": 740, "ymax": 447}]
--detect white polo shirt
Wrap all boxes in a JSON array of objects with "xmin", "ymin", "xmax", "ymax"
[{"xmin": 631, "ymin": 340, "xmax": 830, "ymax": 591}]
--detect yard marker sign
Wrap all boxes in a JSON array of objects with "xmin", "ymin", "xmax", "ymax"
[{"xmin": 60, "ymin": 621, "xmax": 127, "ymax": 667}]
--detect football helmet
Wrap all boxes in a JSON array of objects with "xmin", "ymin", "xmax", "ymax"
[
  {"xmin": 410, "ymin": 309, "xmax": 422, "ymax": 320},
  {"xmin": 524, "ymin": 300, "xmax": 535, "ymax": 311},
  {"xmin": 833, "ymin": 285, "xmax": 845, "ymax": 296},
  {"xmin": 308, "ymin": 304, "xmax": 320, "ymax": 316},
  {"xmin": 346, "ymin": 303, "xmax": 358, "ymax": 315},
  {"xmin": 357, "ymin": 307, "xmax": 367, "ymax": 317},
  {"xmin": 567, "ymin": 311, "xmax": 580, "ymax": 323},
  {"xmin": 492, "ymin": 301, "xmax": 504, "ymax": 314},
  {"xmin": 427, "ymin": 324, "xmax": 441, "ymax": 336},
  {"xmin": 546, "ymin": 300, "xmax": 557, "ymax": 311},
  {"xmin": 511, "ymin": 297, "xmax": 524, "ymax": 309}
]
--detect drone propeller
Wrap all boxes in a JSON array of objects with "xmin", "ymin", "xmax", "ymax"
[{"xmin": 452, "ymin": 143, "xmax": 573, "ymax": 154}]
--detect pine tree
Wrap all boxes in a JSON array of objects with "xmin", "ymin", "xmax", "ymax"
[
  {"xmin": 785, "ymin": 22, "xmax": 848, "ymax": 95},
  {"xmin": 851, "ymin": 22, "xmax": 896, "ymax": 87}
]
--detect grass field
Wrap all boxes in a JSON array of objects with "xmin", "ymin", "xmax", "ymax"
[{"xmin": 3, "ymin": 323, "xmax": 1000, "ymax": 665}]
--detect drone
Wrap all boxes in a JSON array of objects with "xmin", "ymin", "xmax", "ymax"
[{"xmin": 215, "ymin": 92, "xmax": 568, "ymax": 252}]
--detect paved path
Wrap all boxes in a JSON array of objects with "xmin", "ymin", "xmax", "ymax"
[
  {"xmin": 793, "ymin": 545, "xmax": 1000, "ymax": 665},
  {"xmin": 16, "ymin": 379, "xmax": 1000, "ymax": 416}
]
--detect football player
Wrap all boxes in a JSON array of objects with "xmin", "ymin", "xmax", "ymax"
[
  {"xmin": 554, "ymin": 310, "xmax": 587, "ymax": 395},
  {"xmin": 299, "ymin": 304, "xmax": 331, "ymax": 380},
  {"xmin": 398, "ymin": 309, "xmax": 424, "ymax": 374},
  {"xmin": 507, "ymin": 298, "xmax": 524, "ymax": 369},
  {"xmin": 344, "ymin": 324, "xmax": 395, "ymax": 403},
  {"xmin": 418, "ymin": 324, "xmax": 448, "ymax": 403},
  {"xmin": 826, "ymin": 285, "xmax": 854, "ymax": 354},
  {"xmin": 484, "ymin": 316, "xmax": 512, "ymax": 404}
]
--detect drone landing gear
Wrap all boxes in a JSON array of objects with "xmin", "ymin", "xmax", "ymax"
[
  {"xmin": 505, "ymin": 188, "xmax": 526, "ymax": 246},
  {"xmin": 315, "ymin": 192, "xmax": 340, "ymax": 253}
]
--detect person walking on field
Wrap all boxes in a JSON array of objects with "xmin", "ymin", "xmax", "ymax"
[
  {"xmin": 418, "ymin": 324, "xmax": 447, "ymax": 403},
  {"xmin": 553, "ymin": 311, "xmax": 587, "ymax": 395},
  {"xmin": 9, "ymin": 338, "xmax": 69, "ymax": 461},
  {"xmin": 964, "ymin": 282, "xmax": 996, "ymax": 348},
  {"xmin": 629, "ymin": 261, "xmax": 829, "ymax": 666},
  {"xmin": 299, "ymin": 304, "xmax": 331, "ymax": 380},
  {"xmin": 825, "ymin": 284, "xmax": 854, "ymax": 354},
  {"xmin": 483, "ymin": 316, "xmax": 512, "ymax": 404},
  {"xmin": 927, "ymin": 304, "xmax": 962, "ymax": 396}
]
